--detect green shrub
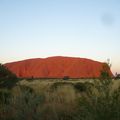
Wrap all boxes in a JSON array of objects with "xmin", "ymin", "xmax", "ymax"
[
  {"xmin": 75, "ymin": 63, "xmax": 120, "ymax": 120},
  {"xmin": 74, "ymin": 82, "xmax": 87, "ymax": 92},
  {"xmin": 0, "ymin": 64, "xmax": 16, "ymax": 78},
  {"xmin": 0, "ymin": 64, "xmax": 18, "ymax": 89},
  {"xmin": 63, "ymin": 76, "xmax": 69, "ymax": 80},
  {"xmin": 76, "ymin": 80, "xmax": 120, "ymax": 120}
]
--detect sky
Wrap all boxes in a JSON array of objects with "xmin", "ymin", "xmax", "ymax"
[{"xmin": 0, "ymin": 0, "xmax": 120, "ymax": 74}]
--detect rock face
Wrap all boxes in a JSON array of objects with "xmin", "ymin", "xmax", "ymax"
[{"xmin": 4, "ymin": 56, "xmax": 113, "ymax": 78}]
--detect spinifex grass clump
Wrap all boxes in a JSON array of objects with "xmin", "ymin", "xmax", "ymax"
[{"xmin": 0, "ymin": 86, "xmax": 45, "ymax": 120}]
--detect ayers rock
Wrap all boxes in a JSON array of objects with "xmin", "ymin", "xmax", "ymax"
[{"xmin": 4, "ymin": 56, "xmax": 113, "ymax": 78}]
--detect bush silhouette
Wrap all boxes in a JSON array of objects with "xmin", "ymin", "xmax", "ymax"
[
  {"xmin": 0, "ymin": 64, "xmax": 18, "ymax": 88},
  {"xmin": 63, "ymin": 76, "xmax": 69, "ymax": 80},
  {"xmin": 74, "ymin": 82, "xmax": 88, "ymax": 92}
]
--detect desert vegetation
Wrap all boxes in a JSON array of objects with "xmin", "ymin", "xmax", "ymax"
[
  {"xmin": 0, "ymin": 63, "xmax": 120, "ymax": 120},
  {"xmin": 0, "ymin": 64, "xmax": 18, "ymax": 89}
]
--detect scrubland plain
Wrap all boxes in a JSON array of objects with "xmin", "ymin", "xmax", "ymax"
[{"xmin": 1, "ymin": 78, "xmax": 120, "ymax": 120}]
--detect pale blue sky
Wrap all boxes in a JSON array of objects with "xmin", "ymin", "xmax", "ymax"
[{"xmin": 0, "ymin": 0, "xmax": 120, "ymax": 73}]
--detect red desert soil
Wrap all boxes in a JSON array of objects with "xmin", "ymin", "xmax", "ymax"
[{"xmin": 4, "ymin": 56, "xmax": 113, "ymax": 78}]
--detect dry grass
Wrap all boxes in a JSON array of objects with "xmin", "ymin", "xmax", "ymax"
[
  {"xmin": 1, "ymin": 78, "xmax": 120, "ymax": 120},
  {"xmin": 112, "ymin": 79, "xmax": 120, "ymax": 90}
]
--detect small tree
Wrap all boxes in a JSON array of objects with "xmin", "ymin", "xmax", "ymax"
[{"xmin": 0, "ymin": 64, "xmax": 17, "ymax": 89}]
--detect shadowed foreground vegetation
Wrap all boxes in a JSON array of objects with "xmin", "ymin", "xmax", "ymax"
[
  {"xmin": 0, "ymin": 78, "xmax": 120, "ymax": 120},
  {"xmin": 0, "ymin": 64, "xmax": 17, "ymax": 89},
  {"xmin": 0, "ymin": 64, "xmax": 120, "ymax": 120}
]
